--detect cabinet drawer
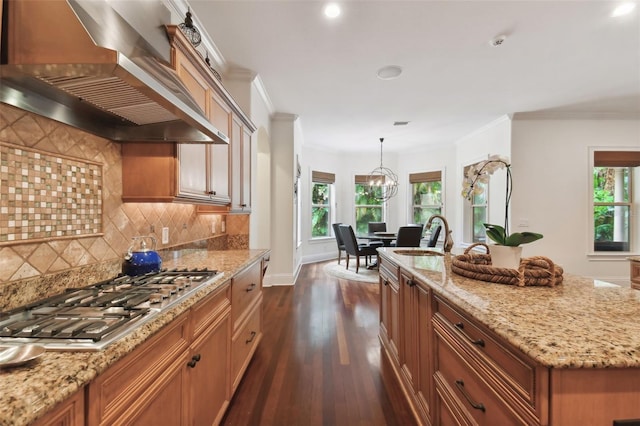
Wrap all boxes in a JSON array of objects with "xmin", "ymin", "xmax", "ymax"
[
  {"xmin": 231, "ymin": 299, "xmax": 262, "ymax": 391},
  {"xmin": 379, "ymin": 257, "xmax": 399, "ymax": 283},
  {"xmin": 232, "ymin": 261, "xmax": 262, "ymax": 327},
  {"xmin": 434, "ymin": 296, "xmax": 538, "ymax": 406},
  {"xmin": 190, "ymin": 281, "xmax": 231, "ymax": 338},
  {"xmin": 435, "ymin": 330, "xmax": 528, "ymax": 426}
]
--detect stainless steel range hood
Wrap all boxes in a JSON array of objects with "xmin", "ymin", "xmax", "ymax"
[{"xmin": 0, "ymin": 0, "xmax": 229, "ymax": 144}]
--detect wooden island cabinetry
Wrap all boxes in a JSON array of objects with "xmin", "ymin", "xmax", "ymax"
[
  {"xmin": 630, "ymin": 257, "xmax": 640, "ymax": 290},
  {"xmin": 379, "ymin": 249, "xmax": 640, "ymax": 426}
]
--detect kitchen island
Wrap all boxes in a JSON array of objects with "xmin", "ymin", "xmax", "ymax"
[
  {"xmin": 0, "ymin": 249, "xmax": 269, "ymax": 426},
  {"xmin": 378, "ymin": 247, "xmax": 640, "ymax": 425}
]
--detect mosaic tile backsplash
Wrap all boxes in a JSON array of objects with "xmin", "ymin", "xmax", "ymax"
[
  {"xmin": 0, "ymin": 142, "xmax": 103, "ymax": 244},
  {"xmin": 0, "ymin": 103, "xmax": 249, "ymax": 287}
]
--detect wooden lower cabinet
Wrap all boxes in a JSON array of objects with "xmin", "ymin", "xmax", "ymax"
[
  {"xmin": 86, "ymin": 282, "xmax": 231, "ymax": 426},
  {"xmin": 379, "ymin": 257, "xmax": 400, "ymax": 364},
  {"xmin": 631, "ymin": 259, "xmax": 640, "ymax": 290},
  {"xmin": 379, "ymin": 258, "xmax": 432, "ymax": 425},
  {"xmin": 189, "ymin": 311, "xmax": 231, "ymax": 426},
  {"xmin": 33, "ymin": 389, "xmax": 84, "ymax": 426}
]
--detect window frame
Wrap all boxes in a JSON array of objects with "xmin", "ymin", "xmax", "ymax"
[
  {"xmin": 588, "ymin": 148, "xmax": 639, "ymax": 256},
  {"xmin": 462, "ymin": 161, "xmax": 489, "ymax": 244},
  {"xmin": 310, "ymin": 170, "xmax": 335, "ymax": 240},
  {"xmin": 354, "ymin": 175, "xmax": 385, "ymax": 236},
  {"xmin": 409, "ymin": 170, "xmax": 443, "ymax": 229}
]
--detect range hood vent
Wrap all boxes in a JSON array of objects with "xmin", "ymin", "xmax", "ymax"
[{"xmin": 0, "ymin": 0, "xmax": 229, "ymax": 144}]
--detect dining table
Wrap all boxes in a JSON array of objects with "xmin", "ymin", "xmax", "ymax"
[{"xmin": 358, "ymin": 232, "xmax": 397, "ymax": 246}]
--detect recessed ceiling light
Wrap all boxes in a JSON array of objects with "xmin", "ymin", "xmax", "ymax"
[
  {"xmin": 324, "ymin": 3, "xmax": 341, "ymax": 19},
  {"xmin": 612, "ymin": 2, "xmax": 636, "ymax": 17},
  {"xmin": 377, "ymin": 65, "xmax": 403, "ymax": 80}
]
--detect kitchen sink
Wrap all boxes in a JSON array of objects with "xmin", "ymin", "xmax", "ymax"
[{"xmin": 394, "ymin": 249, "xmax": 444, "ymax": 257}]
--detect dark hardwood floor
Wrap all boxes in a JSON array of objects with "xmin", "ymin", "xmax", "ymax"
[{"xmin": 221, "ymin": 260, "xmax": 417, "ymax": 426}]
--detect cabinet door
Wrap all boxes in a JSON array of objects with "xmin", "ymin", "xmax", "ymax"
[
  {"xmin": 174, "ymin": 50, "xmax": 209, "ymax": 114},
  {"xmin": 400, "ymin": 272, "xmax": 418, "ymax": 391},
  {"xmin": 230, "ymin": 115, "xmax": 243, "ymax": 212},
  {"xmin": 126, "ymin": 354, "xmax": 190, "ymax": 426},
  {"xmin": 178, "ymin": 144, "xmax": 208, "ymax": 199},
  {"xmin": 241, "ymin": 126, "xmax": 252, "ymax": 211},
  {"xmin": 416, "ymin": 282, "xmax": 432, "ymax": 421},
  {"xmin": 209, "ymin": 92, "xmax": 231, "ymax": 203},
  {"xmin": 189, "ymin": 311, "xmax": 231, "ymax": 426},
  {"xmin": 34, "ymin": 389, "xmax": 84, "ymax": 426}
]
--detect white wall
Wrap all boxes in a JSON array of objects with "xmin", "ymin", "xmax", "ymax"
[{"xmin": 511, "ymin": 116, "xmax": 640, "ymax": 284}]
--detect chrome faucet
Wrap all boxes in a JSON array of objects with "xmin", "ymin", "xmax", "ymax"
[{"xmin": 426, "ymin": 214, "xmax": 454, "ymax": 253}]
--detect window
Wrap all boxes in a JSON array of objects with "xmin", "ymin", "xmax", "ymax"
[
  {"xmin": 311, "ymin": 171, "xmax": 334, "ymax": 238},
  {"xmin": 410, "ymin": 171, "xmax": 442, "ymax": 224},
  {"xmin": 355, "ymin": 175, "xmax": 383, "ymax": 235},
  {"xmin": 592, "ymin": 151, "xmax": 640, "ymax": 252},
  {"xmin": 463, "ymin": 163, "xmax": 488, "ymax": 243}
]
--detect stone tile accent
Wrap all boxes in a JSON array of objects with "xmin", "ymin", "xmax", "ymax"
[{"xmin": 0, "ymin": 103, "xmax": 235, "ymax": 289}]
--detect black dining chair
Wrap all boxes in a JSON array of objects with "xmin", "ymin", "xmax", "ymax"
[
  {"xmin": 332, "ymin": 223, "xmax": 346, "ymax": 264},
  {"xmin": 367, "ymin": 222, "xmax": 387, "ymax": 245},
  {"xmin": 338, "ymin": 224, "xmax": 380, "ymax": 273},
  {"xmin": 367, "ymin": 222, "xmax": 387, "ymax": 234},
  {"xmin": 391, "ymin": 225, "xmax": 423, "ymax": 247},
  {"xmin": 427, "ymin": 225, "xmax": 442, "ymax": 248}
]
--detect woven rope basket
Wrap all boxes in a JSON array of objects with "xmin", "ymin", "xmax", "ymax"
[{"xmin": 451, "ymin": 243, "xmax": 563, "ymax": 287}]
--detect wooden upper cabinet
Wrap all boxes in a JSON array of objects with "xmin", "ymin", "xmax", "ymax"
[{"xmin": 121, "ymin": 27, "xmax": 255, "ymax": 207}]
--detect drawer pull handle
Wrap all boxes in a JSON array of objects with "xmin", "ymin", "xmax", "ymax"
[
  {"xmin": 406, "ymin": 279, "xmax": 416, "ymax": 287},
  {"xmin": 455, "ymin": 379, "xmax": 486, "ymax": 412},
  {"xmin": 187, "ymin": 353, "xmax": 202, "ymax": 368},
  {"xmin": 246, "ymin": 283, "xmax": 256, "ymax": 292},
  {"xmin": 383, "ymin": 279, "xmax": 389, "ymax": 286},
  {"xmin": 454, "ymin": 322, "xmax": 485, "ymax": 347},
  {"xmin": 246, "ymin": 331, "xmax": 257, "ymax": 344}
]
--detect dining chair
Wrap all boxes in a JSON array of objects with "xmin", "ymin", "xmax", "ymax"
[
  {"xmin": 391, "ymin": 225, "xmax": 423, "ymax": 247},
  {"xmin": 427, "ymin": 225, "xmax": 442, "ymax": 248},
  {"xmin": 367, "ymin": 222, "xmax": 387, "ymax": 246},
  {"xmin": 332, "ymin": 223, "xmax": 346, "ymax": 264},
  {"xmin": 367, "ymin": 222, "xmax": 387, "ymax": 234},
  {"xmin": 338, "ymin": 224, "xmax": 380, "ymax": 273}
]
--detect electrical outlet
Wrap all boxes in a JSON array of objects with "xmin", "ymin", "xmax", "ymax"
[
  {"xmin": 221, "ymin": 221, "xmax": 226, "ymax": 233},
  {"xmin": 212, "ymin": 221, "xmax": 216, "ymax": 234},
  {"xmin": 162, "ymin": 227, "xmax": 169, "ymax": 244}
]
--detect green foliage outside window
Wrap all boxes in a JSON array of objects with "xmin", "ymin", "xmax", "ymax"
[
  {"xmin": 312, "ymin": 183, "xmax": 330, "ymax": 238},
  {"xmin": 355, "ymin": 183, "xmax": 382, "ymax": 234},
  {"xmin": 472, "ymin": 182, "xmax": 487, "ymax": 242},
  {"xmin": 593, "ymin": 167, "xmax": 630, "ymax": 245},
  {"xmin": 412, "ymin": 181, "xmax": 442, "ymax": 224}
]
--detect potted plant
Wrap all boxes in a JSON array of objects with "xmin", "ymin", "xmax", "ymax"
[{"xmin": 461, "ymin": 155, "xmax": 543, "ymax": 268}]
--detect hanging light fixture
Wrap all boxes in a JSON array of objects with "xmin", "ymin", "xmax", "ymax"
[{"xmin": 365, "ymin": 138, "xmax": 398, "ymax": 202}]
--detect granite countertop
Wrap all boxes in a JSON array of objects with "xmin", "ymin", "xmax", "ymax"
[
  {"xmin": 0, "ymin": 249, "xmax": 269, "ymax": 426},
  {"xmin": 380, "ymin": 247, "xmax": 640, "ymax": 369}
]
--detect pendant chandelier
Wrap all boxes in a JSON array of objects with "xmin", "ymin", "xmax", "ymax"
[{"xmin": 365, "ymin": 138, "xmax": 398, "ymax": 202}]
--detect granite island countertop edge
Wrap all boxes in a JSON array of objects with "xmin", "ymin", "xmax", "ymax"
[{"xmin": 379, "ymin": 248, "xmax": 640, "ymax": 370}]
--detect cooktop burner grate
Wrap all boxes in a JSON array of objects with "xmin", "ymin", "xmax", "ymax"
[{"xmin": 0, "ymin": 268, "xmax": 221, "ymax": 351}]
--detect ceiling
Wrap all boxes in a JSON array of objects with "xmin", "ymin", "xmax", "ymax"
[{"xmin": 189, "ymin": 1, "xmax": 640, "ymax": 153}]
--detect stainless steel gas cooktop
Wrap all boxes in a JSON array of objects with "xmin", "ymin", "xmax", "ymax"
[{"xmin": 0, "ymin": 268, "xmax": 223, "ymax": 351}]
